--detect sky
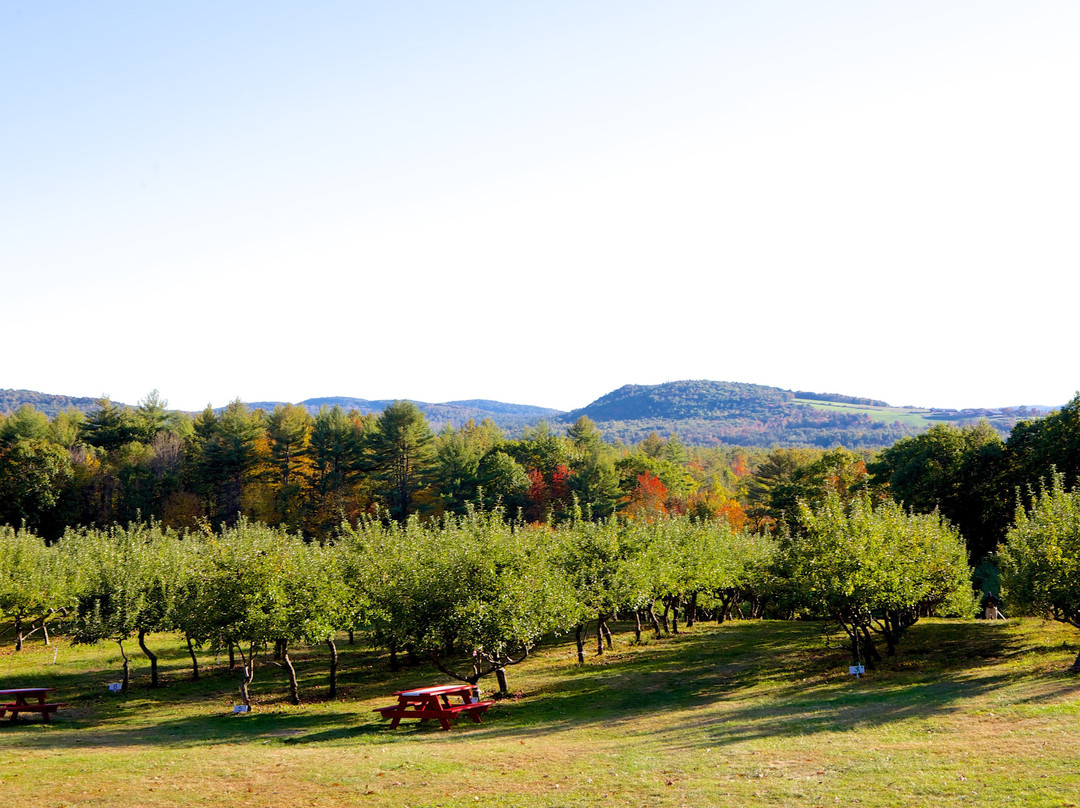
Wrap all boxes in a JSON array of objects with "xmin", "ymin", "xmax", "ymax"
[{"xmin": 3, "ymin": 1, "xmax": 1078, "ymax": 413}]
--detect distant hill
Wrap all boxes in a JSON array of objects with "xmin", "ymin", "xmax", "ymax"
[
  {"xmin": 240, "ymin": 397, "xmax": 565, "ymax": 433},
  {"xmin": 0, "ymin": 389, "xmax": 122, "ymax": 417},
  {"xmin": 0, "ymin": 389, "xmax": 563, "ymax": 434},
  {"xmin": 568, "ymin": 380, "xmax": 794, "ymax": 423},
  {"xmin": 0, "ymin": 382, "xmax": 1059, "ymax": 449},
  {"xmin": 561, "ymin": 380, "xmax": 1051, "ymax": 449}
]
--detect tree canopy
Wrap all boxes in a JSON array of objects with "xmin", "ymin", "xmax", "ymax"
[{"xmin": 1000, "ymin": 472, "xmax": 1080, "ymax": 670}]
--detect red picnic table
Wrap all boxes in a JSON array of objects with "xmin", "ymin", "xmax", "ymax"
[
  {"xmin": 374, "ymin": 684, "xmax": 494, "ymax": 731},
  {"xmin": 0, "ymin": 688, "xmax": 66, "ymax": 723}
]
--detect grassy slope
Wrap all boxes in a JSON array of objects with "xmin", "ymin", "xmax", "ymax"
[
  {"xmin": 2, "ymin": 618, "xmax": 1079, "ymax": 807},
  {"xmin": 794, "ymin": 399, "xmax": 1028, "ymax": 437},
  {"xmin": 794, "ymin": 398, "xmax": 940, "ymax": 428}
]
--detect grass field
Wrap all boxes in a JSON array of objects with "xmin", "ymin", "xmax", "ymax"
[
  {"xmin": 2, "ymin": 617, "xmax": 1080, "ymax": 807},
  {"xmin": 794, "ymin": 399, "xmax": 945, "ymax": 429},
  {"xmin": 794, "ymin": 399, "xmax": 1026, "ymax": 436}
]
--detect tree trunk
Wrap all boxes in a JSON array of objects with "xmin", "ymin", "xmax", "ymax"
[
  {"xmin": 633, "ymin": 610, "xmax": 642, "ymax": 643},
  {"xmin": 229, "ymin": 642, "xmax": 236, "ymax": 670},
  {"xmin": 849, "ymin": 628, "xmax": 862, "ymax": 667},
  {"xmin": 596, "ymin": 612, "xmax": 606, "ymax": 655},
  {"xmin": 687, "ymin": 592, "xmax": 698, "ymax": 627},
  {"xmin": 882, "ymin": 615, "xmax": 899, "ymax": 657},
  {"xmin": 1070, "ymin": 648, "xmax": 1080, "ymax": 672},
  {"xmin": 495, "ymin": 666, "xmax": 509, "ymax": 694},
  {"xmin": 282, "ymin": 643, "xmax": 300, "ymax": 705},
  {"xmin": 671, "ymin": 595, "xmax": 682, "ymax": 635},
  {"xmin": 848, "ymin": 625, "xmax": 881, "ymax": 668},
  {"xmin": 186, "ymin": 634, "xmax": 200, "ymax": 681},
  {"xmin": 748, "ymin": 593, "xmax": 761, "ymax": 619},
  {"xmin": 348, "ymin": 629, "xmax": 355, "ymax": 645},
  {"xmin": 239, "ymin": 648, "xmax": 255, "ymax": 707},
  {"xmin": 327, "ymin": 637, "xmax": 339, "ymax": 699},
  {"xmin": 864, "ymin": 628, "xmax": 882, "ymax": 666},
  {"xmin": 717, "ymin": 591, "xmax": 733, "ymax": 624},
  {"xmin": 389, "ymin": 641, "xmax": 400, "ymax": 672},
  {"xmin": 138, "ymin": 629, "xmax": 159, "ymax": 688},
  {"xmin": 118, "ymin": 639, "xmax": 131, "ymax": 691},
  {"xmin": 660, "ymin": 600, "xmax": 670, "ymax": 634},
  {"xmin": 575, "ymin": 624, "xmax": 587, "ymax": 665},
  {"xmin": 42, "ymin": 621, "xmax": 51, "ymax": 646},
  {"xmin": 649, "ymin": 600, "xmax": 662, "ymax": 638},
  {"xmin": 14, "ymin": 615, "xmax": 23, "ymax": 651},
  {"xmin": 602, "ymin": 620, "xmax": 614, "ymax": 650}
]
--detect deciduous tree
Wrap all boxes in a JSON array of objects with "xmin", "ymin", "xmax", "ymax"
[
  {"xmin": 1000, "ymin": 472, "xmax": 1080, "ymax": 671},
  {"xmin": 780, "ymin": 491, "xmax": 972, "ymax": 666}
]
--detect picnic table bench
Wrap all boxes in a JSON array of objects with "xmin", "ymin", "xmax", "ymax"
[
  {"xmin": 0, "ymin": 688, "xmax": 66, "ymax": 723},
  {"xmin": 374, "ymin": 684, "xmax": 494, "ymax": 731}
]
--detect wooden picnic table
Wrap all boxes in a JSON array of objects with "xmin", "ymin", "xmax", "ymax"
[
  {"xmin": 374, "ymin": 684, "xmax": 494, "ymax": 731},
  {"xmin": 0, "ymin": 688, "xmax": 66, "ymax": 723}
]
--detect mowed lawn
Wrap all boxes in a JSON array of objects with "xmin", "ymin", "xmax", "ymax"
[{"xmin": 2, "ymin": 617, "xmax": 1079, "ymax": 808}]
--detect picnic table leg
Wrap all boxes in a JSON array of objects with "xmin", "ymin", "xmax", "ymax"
[{"xmin": 389, "ymin": 712, "xmax": 403, "ymax": 729}]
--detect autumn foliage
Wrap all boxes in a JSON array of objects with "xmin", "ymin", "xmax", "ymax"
[{"xmin": 622, "ymin": 472, "xmax": 668, "ymax": 520}]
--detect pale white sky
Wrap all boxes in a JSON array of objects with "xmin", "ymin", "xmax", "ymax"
[{"xmin": 3, "ymin": 1, "xmax": 1077, "ymax": 412}]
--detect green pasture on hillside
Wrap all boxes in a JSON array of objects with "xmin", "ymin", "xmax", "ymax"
[
  {"xmin": 796, "ymin": 399, "xmax": 945, "ymax": 428},
  {"xmin": 2, "ymin": 618, "xmax": 1079, "ymax": 807}
]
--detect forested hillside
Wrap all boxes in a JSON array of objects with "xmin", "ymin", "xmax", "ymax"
[
  {"xmin": 246, "ymin": 397, "xmax": 565, "ymax": 433},
  {"xmin": 0, "ymin": 389, "xmax": 114, "ymax": 417},
  {"xmin": 566, "ymin": 380, "xmax": 923, "ymax": 448},
  {"xmin": 0, "ymin": 390, "xmax": 563, "ymax": 434}
]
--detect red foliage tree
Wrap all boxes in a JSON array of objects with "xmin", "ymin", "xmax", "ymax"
[
  {"xmin": 622, "ymin": 472, "xmax": 668, "ymax": 520},
  {"xmin": 524, "ymin": 464, "xmax": 574, "ymax": 523}
]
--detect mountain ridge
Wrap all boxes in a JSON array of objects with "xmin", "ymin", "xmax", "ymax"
[{"xmin": 0, "ymin": 382, "xmax": 1058, "ymax": 449}]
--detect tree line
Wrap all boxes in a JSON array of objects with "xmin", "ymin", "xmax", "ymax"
[
  {"xmin": 3, "ymin": 391, "xmax": 1080, "ymax": 564},
  {"xmin": 0, "ymin": 392, "xmax": 753, "ymax": 540}
]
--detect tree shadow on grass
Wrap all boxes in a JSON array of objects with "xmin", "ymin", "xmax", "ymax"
[
  {"xmin": 0, "ymin": 706, "xmax": 376, "ymax": 748},
  {"xmin": 0, "ymin": 620, "xmax": 1033, "ymax": 750},
  {"xmin": 0, "ymin": 637, "xmax": 523, "ymax": 749},
  {"xmin": 672, "ymin": 670, "xmax": 1016, "ymax": 749},
  {"xmin": 447, "ymin": 619, "xmax": 1024, "ymax": 744},
  {"xmin": 0, "ymin": 635, "xmax": 445, "ymax": 722}
]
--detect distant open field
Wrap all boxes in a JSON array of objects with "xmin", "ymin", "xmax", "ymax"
[
  {"xmin": 2, "ymin": 618, "xmax": 1079, "ymax": 807},
  {"xmin": 796, "ymin": 399, "xmax": 975, "ymax": 429}
]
